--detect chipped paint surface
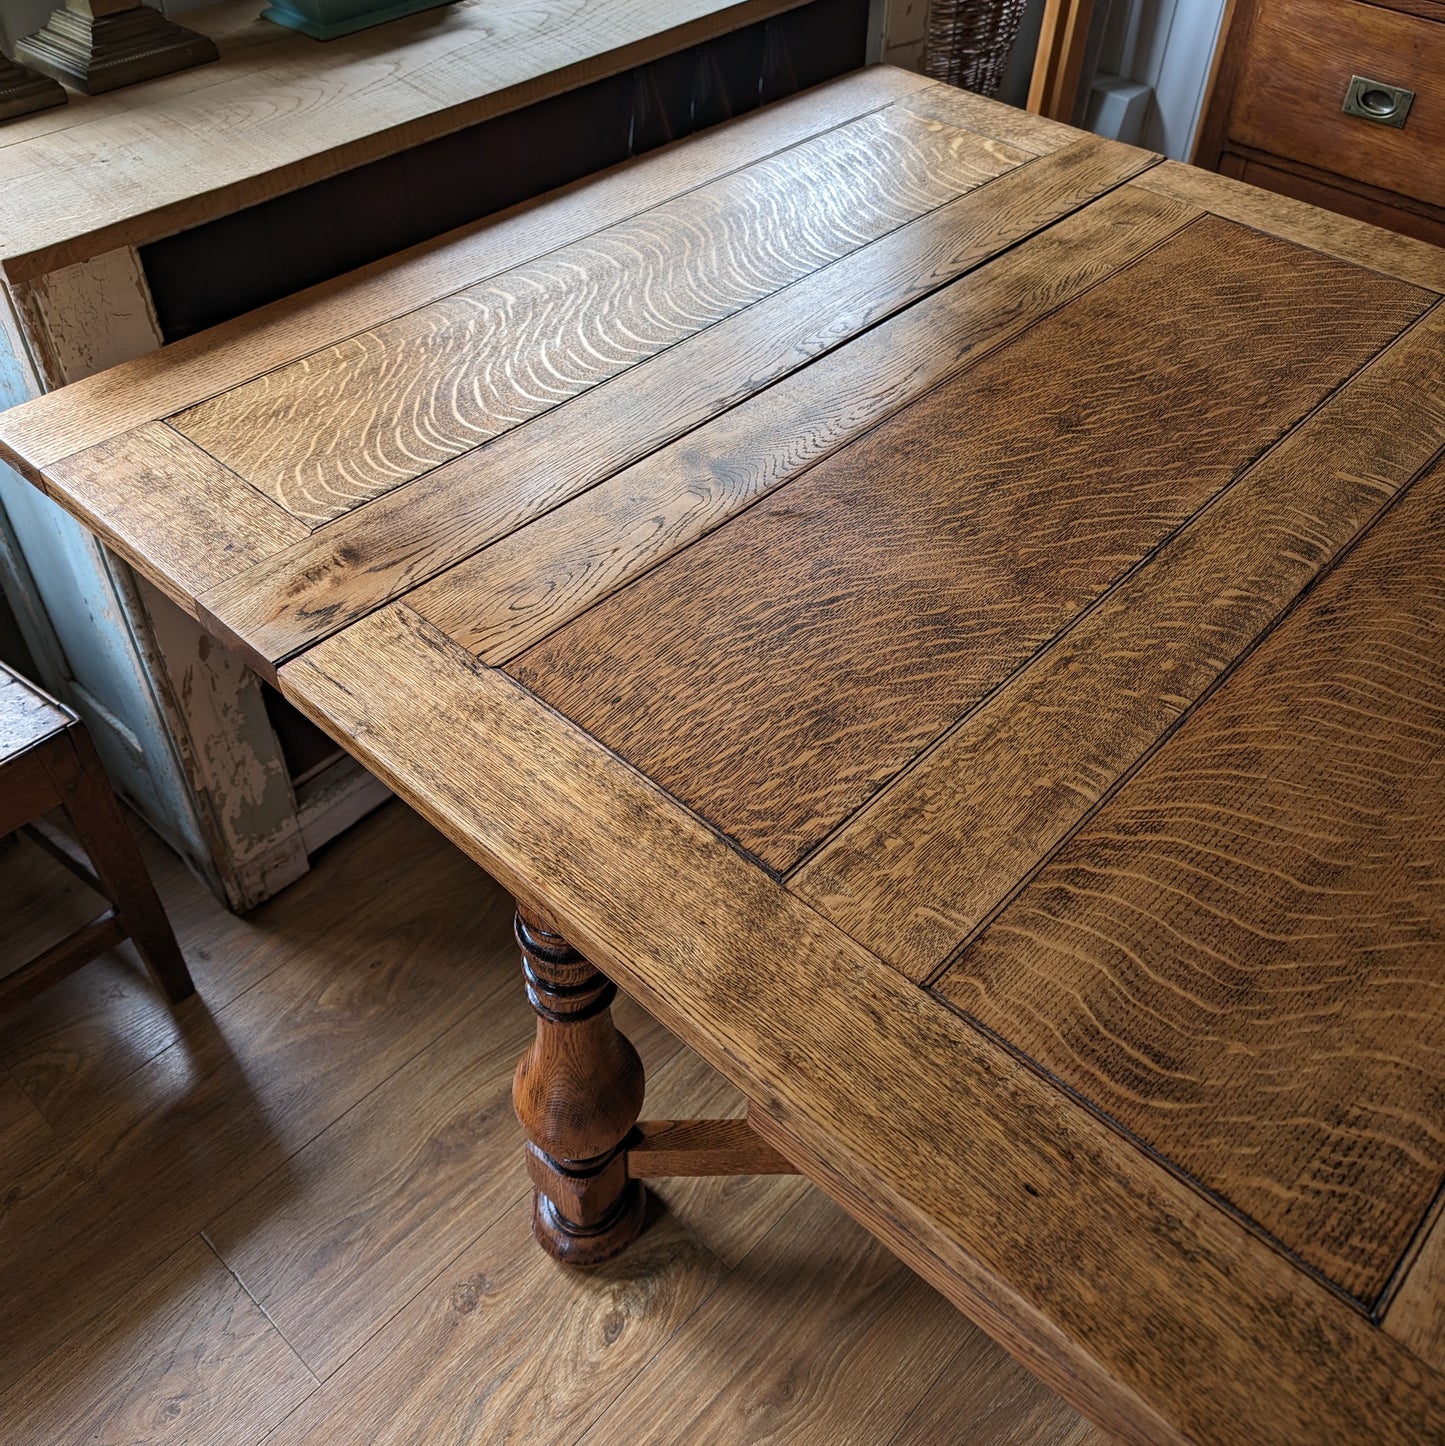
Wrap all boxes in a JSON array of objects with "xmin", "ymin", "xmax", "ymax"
[
  {"xmin": 2, "ymin": 246, "xmax": 314, "ymax": 910},
  {"xmin": 0, "ymin": 458, "xmax": 214, "ymax": 874},
  {"xmin": 138, "ymin": 582, "xmax": 310, "ymax": 909},
  {"xmin": 26, "ymin": 249, "xmax": 164, "ymax": 387},
  {"xmin": 0, "ymin": 287, "xmax": 41, "ymax": 409},
  {"xmin": 879, "ymin": 0, "xmax": 928, "ymax": 71},
  {"xmin": 0, "ymin": 288, "xmax": 74, "ymax": 688},
  {"xmin": 1, "ymin": 277, "xmax": 208, "ymax": 854}
]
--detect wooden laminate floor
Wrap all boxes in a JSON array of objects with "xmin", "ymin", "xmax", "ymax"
[{"xmin": 0, "ymin": 802, "xmax": 1102, "ymax": 1444}]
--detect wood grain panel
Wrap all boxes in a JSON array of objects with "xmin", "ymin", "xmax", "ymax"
[
  {"xmin": 934, "ymin": 458, "xmax": 1445, "ymax": 1305},
  {"xmin": 279, "ymin": 605, "xmax": 1445, "ymax": 1445},
  {"xmin": 1230, "ymin": 0, "xmax": 1445, "ymax": 209},
  {"xmin": 1132, "ymin": 163, "xmax": 1445, "ymax": 292},
  {"xmin": 899, "ymin": 77, "xmax": 1084, "ymax": 155},
  {"xmin": 794, "ymin": 303, "xmax": 1445, "ymax": 978},
  {"xmin": 0, "ymin": 68, "xmax": 928, "ymax": 472},
  {"xmin": 200, "ymin": 137, "xmax": 1161, "ymax": 674},
  {"xmin": 511, "ymin": 218, "xmax": 1429, "ymax": 872},
  {"xmin": 41, "ymin": 423, "xmax": 310, "ymax": 610},
  {"xmin": 1229, "ymin": 153, "xmax": 1445, "ymax": 251},
  {"xmin": 413, "ymin": 182, "xmax": 1192, "ymax": 667},
  {"xmin": 169, "ymin": 110, "xmax": 1026, "ymax": 525}
]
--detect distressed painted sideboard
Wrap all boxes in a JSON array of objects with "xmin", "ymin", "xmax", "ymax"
[{"xmin": 0, "ymin": 0, "xmax": 890, "ymax": 907}]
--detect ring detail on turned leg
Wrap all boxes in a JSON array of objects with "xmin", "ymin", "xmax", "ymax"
[
  {"xmin": 512, "ymin": 908, "xmax": 646, "ymax": 1266},
  {"xmin": 532, "ymin": 1177, "xmax": 646, "ymax": 1260}
]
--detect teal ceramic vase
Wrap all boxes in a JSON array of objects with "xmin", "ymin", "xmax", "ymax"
[{"xmin": 262, "ymin": 0, "xmax": 454, "ymax": 42}]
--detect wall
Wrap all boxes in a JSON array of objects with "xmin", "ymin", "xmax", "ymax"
[
  {"xmin": 873, "ymin": 0, "xmax": 931, "ymax": 70},
  {"xmin": 885, "ymin": 0, "xmax": 1227, "ymax": 161},
  {"xmin": 1078, "ymin": 0, "xmax": 1230, "ymax": 158}
]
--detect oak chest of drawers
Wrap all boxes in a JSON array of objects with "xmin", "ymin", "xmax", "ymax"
[{"xmin": 1198, "ymin": 0, "xmax": 1445, "ymax": 245}]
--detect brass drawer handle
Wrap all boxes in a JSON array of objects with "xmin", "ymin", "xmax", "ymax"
[{"xmin": 1342, "ymin": 74, "xmax": 1415, "ymax": 128}]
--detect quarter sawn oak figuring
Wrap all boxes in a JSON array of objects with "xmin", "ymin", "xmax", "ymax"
[
  {"xmin": 1, "ymin": 65, "xmax": 1443, "ymax": 1446},
  {"xmin": 935, "ymin": 456, "xmax": 1445, "ymax": 1308},
  {"xmin": 509, "ymin": 217, "xmax": 1428, "ymax": 870},
  {"xmin": 169, "ymin": 109, "xmax": 1025, "ymax": 523}
]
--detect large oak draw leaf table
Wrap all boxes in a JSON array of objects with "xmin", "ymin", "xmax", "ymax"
[{"xmin": 3, "ymin": 67, "xmax": 1444, "ymax": 1445}]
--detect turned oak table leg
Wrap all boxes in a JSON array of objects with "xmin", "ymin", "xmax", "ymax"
[{"xmin": 512, "ymin": 905, "xmax": 646, "ymax": 1266}]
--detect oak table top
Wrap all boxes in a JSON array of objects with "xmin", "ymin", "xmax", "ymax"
[{"xmin": 3, "ymin": 65, "xmax": 1445, "ymax": 1444}]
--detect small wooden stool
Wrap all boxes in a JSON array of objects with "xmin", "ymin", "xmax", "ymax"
[{"xmin": 1, "ymin": 661, "xmax": 193, "ymax": 1010}]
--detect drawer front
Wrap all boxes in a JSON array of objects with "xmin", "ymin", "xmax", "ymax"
[
  {"xmin": 1231, "ymin": 154, "xmax": 1445, "ymax": 247},
  {"xmin": 1231, "ymin": 0, "xmax": 1445, "ymax": 209}
]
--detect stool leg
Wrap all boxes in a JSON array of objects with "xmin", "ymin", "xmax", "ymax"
[{"xmin": 44, "ymin": 727, "xmax": 194, "ymax": 1004}]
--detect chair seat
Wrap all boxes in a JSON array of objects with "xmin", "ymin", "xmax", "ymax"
[{"xmin": 0, "ymin": 661, "xmax": 193, "ymax": 1010}]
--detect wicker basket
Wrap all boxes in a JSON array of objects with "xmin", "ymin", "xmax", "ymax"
[{"xmin": 922, "ymin": 0, "xmax": 1028, "ymax": 97}]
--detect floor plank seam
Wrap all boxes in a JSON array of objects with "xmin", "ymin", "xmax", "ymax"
[
  {"xmin": 182, "ymin": 971, "xmax": 518, "ymax": 1248},
  {"xmin": 0, "ymin": 801, "xmax": 1102, "ymax": 1442},
  {"xmin": 10, "ymin": 943, "xmax": 185, "ymax": 1137},
  {"xmin": 197, "ymin": 980, "xmax": 552, "ymax": 1435},
  {"xmin": 0, "ymin": 1229, "xmax": 216, "ymax": 1407},
  {"xmin": 881, "ymin": 1336, "xmax": 972, "ymax": 1446},
  {"xmin": 199, "ymin": 1230, "xmax": 322, "ymax": 1388}
]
